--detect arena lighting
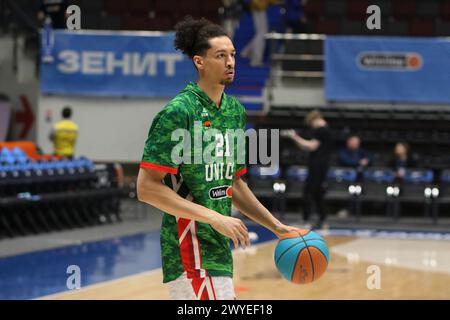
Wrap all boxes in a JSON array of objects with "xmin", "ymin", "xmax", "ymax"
[
  {"xmin": 424, "ymin": 187, "xmax": 439, "ymax": 199},
  {"xmin": 273, "ymin": 182, "xmax": 280, "ymax": 193},
  {"xmin": 349, "ymin": 185, "xmax": 362, "ymax": 196},
  {"xmin": 273, "ymin": 182, "xmax": 286, "ymax": 193},
  {"xmin": 386, "ymin": 186, "xmax": 394, "ymax": 196},
  {"xmin": 348, "ymin": 185, "xmax": 362, "ymax": 196},
  {"xmin": 393, "ymin": 186, "xmax": 400, "ymax": 197},
  {"xmin": 432, "ymin": 188, "xmax": 439, "ymax": 198},
  {"xmin": 348, "ymin": 185, "xmax": 356, "ymax": 195},
  {"xmin": 386, "ymin": 186, "xmax": 400, "ymax": 197}
]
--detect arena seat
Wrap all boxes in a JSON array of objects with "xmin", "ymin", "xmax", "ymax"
[
  {"xmin": 104, "ymin": 0, "xmax": 127, "ymax": 15},
  {"xmin": 324, "ymin": 0, "xmax": 346, "ymax": 17},
  {"xmin": 361, "ymin": 167, "xmax": 397, "ymax": 217},
  {"xmin": 326, "ymin": 167, "xmax": 357, "ymax": 202},
  {"xmin": 0, "ymin": 141, "xmax": 59, "ymax": 161},
  {"xmin": 304, "ymin": 0, "xmax": 325, "ymax": 20},
  {"xmin": 416, "ymin": 0, "xmax": 440, "ymax": 20},
  {"xmin": 0, "ymin": 141, "xmax": 123, "ymax": 238},
  {"xmin": 315, "ymin": 18, "xmax": 340, "ymax": 35},
  {"xmin": 285, "ymin": 165, "xmax": 308, "ymax": 199},
  {"xmin": 440, "ymin": 1, "xmax": 450, "ymax": 21},
  {"xmin": 437, "ymin": 170, "xmax": 450, "ymax": 220},
  {"xmin": 128, "ymin": 0, "xmax": 152, "ymax": 15},
  {"xmin": 398, "ymin": 169, "xmax": 435, "ymax": 220},
  {"xmin": 392, "ymin": 0, "xmax": 417, "ymax": 21},
  {"xmin": 346, "ymin": 0, "xmax": 369, "ymax": 21},
  {"xmin": 247, "ymin": 165, "xmax": 285, "ymax": 215},
  {"xmin": 123, "ymin": 14, "xmax": 150, "ymax": 31},
  {"xmin": 409, "ymin": 20, "xmax": 435, "ymax": 37}
]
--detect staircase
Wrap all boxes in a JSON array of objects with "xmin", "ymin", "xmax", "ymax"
[{"xmin": 226, "ymin": 5, "xmax": 284, "ymax": 112}]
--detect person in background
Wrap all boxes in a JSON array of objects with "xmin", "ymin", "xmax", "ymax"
[
  {"xmin": 37, "ymin": 0, "xmax": 68, "ymax": 29},
  {"xmin": 49, "ymin": 106, "xmax": 78, "ymax": 158},
  {"xmin": 241, "ymin": 0, "xmax": 278, "ymax": 67},
  {"xmin": 284, "ymin": 0, "xmax": 308, "ymax": 33},
  {"xmin": 388, "ymin": 142, "xmax": 418, "ymax": 179},
  {"xmin": 222, "ymin": 0, "xmax": 245, "ymax": 40},
  {"xmin": 338, "ymin": 135, "xmax": 371, "ymax": 175},
  {"xmin": 282, "ymin": 110, "xmax": 332, "ymax": 229},
  {"xmin": 335, "ymin": 134, "xmax": 371, "ymax": 218}
]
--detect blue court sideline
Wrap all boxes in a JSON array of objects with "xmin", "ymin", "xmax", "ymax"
[{"xmin": 0, "ymin": 225, "xmax": 277, "ymax": 300}]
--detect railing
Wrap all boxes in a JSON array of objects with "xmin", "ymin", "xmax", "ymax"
[
  {"xmin": 266, "ymin": 32, "xmax": 326, "ymax": 84},
  {"xmin": 3, "ymin": 0, "xmax": 39, "ymax": 34},
  {"xmin": 1, "ymin": 0, "xmax": 40, "ymax": 78}
]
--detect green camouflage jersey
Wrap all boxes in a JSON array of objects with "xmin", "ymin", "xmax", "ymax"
[{"xmin": 140, "ymin": 82, "xmax": 247, "ymax": 283}]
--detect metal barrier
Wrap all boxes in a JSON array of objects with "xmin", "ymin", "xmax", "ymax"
[{"xmin": 266, "ymin": 32, "xmax": 326, "ymax": 86}]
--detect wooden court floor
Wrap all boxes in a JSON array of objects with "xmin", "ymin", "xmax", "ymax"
[{"xmin": 44, "ymin": 236, "xmax": 450, "ymax": 300}]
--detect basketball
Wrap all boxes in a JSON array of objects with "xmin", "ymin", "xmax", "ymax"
[{"xmin": 274, "ymin": 229, "xmax": 330, "ymax": 284}]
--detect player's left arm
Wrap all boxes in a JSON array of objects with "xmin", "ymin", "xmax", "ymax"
[
  {"xmin": 232, "ymin": 101, "xmax": 301, "ymax": 238},
  {"xmin": 232, "ymin": 176, "xmax": 303, "ymax": 238}
]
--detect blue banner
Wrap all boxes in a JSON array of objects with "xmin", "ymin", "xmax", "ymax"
[
  {"xmin": 325, "ymin": 36, "xmax": 450, "ymax": 104},
  {"xmin": 40, "ymin": 31, "xmax": 196, "ymax": 97}
]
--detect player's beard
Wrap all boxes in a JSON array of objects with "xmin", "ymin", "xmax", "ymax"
[{"xmin": 221, "ymin": 78, "xmax": 234, "ymax": 85}]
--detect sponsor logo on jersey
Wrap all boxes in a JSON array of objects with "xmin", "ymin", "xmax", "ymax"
[{"xmin": 209, "ymin": 185, "xmax": 232, "ymax": 200}]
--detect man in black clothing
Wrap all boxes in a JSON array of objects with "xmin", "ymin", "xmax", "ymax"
[
  {"xmin": 338, "ymin": 134, "xmax": 372, "ymax": 181},
  {"xmin": 282, "ymin": 110, "xmax": 332, "ymax": 229}
]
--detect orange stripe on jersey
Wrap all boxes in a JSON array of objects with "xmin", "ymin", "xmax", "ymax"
[{"xmin": 140, "ymin": 161, "xmax": 178, "ymax": 174}]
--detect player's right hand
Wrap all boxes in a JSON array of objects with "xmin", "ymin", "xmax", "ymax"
[{"xmin": 211, "ymin": 215, "xmax": 250, "ymax": 249}]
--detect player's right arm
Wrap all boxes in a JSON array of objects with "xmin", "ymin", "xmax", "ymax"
[{"xmin": 137, "ymin": 167, "xmax": 250, "ymax": 249}]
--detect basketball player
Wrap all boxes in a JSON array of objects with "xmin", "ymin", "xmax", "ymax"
[
  {"xmin": 136, "ymin": 16, "xmax": 302, "ymax": 300},
  {"xmin": 281, "ymin": 111, "xmax": 332, "ymax": 229}
]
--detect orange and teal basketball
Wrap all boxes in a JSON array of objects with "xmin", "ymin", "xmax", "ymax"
[{"xmin": 274, "ymin": 229, "xmax": 329, "ymax": 284}]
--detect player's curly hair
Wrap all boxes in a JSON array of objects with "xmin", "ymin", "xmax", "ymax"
[{"xmin": 174, "ymin": 16, "xmax": 229, "ymax": 58}]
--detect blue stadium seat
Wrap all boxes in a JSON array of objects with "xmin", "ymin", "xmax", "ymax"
[
  {"xmin": 399, "ymin": 169, "xmax": 435, "ymax": 221},
  {"xmin": 0, "ymin": 147, "xmax": 12, "ymax": 158},
  {"xmin": 362, "ymin": 167, "xmax": 395, "ymax": 202},
  {"xmin": 361, "ymin": 168, "xmax": 397, "ymax": 218},
  {"xmin": 439, "ymin": 170, "xmax": 450, "ymax": 206},
  {"xmin": 247, "ymin": 165, "xmax": 283, "ymax": 211},
  {"xmin": 11, "ymin": 147, "xmax": 26, "ymax": 158},
  {"xmin": 285, "ymin": 165, "xmax": 308, "ymax": 199},
  {"xmin": 402, "ymin": 169, "xmax": 433, "ymax": 184},
  {"xmin": 1, "ymin": 156, "xmax": 15, "ymax": 165},
  {"xmin": 326, "ymin": 167, "xmax": 357, "ymax": 202}
]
